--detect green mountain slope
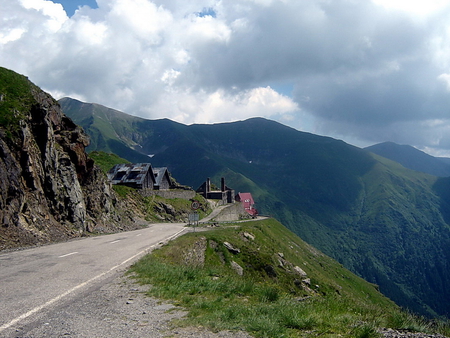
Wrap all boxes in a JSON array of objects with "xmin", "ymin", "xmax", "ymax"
[
  {"xmin": 61, "ymin": 97, "xmax": 450, "ymax": 317},
  {"xmin": 131, "ymin": 218, "xmax": 440, "ymax": 337},
  {"xmin": 59, "ymin": 97, "xmax": 151, "ymax": 162},
  {"xmin": 365, "ymin": 141, "xmax": 450, "ymax": 177}
]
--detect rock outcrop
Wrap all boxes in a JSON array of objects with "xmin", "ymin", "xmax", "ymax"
[{"xmin": 0, "ymin": 68, "xmax": 138, "ymax": 250}]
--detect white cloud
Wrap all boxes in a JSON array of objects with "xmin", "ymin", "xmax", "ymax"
[
  {"xmin": 19, "ymin": 0, "xmax": 68, "ymax": 31},
  {"xmin": 0, "ymin": 28, "xmax": 25, "ymax": 44},
  {"xmin": 372, "ymin": 0, "xmax": 450, "ymax": 17},
  {"xmin": 70, "ymin": 18, "xmax": 108, "ymax": 45},
  {"xmin": 150, "ymin": 86, "xmax": 299, "ymax": 125},
  {"xmin": 185, "ymin": 14, "xmax": 231, "ymax": 42},
  {"xmin": 3, "ymin": 0, "xmax": 450, "ymax": 154},
  {"xmin": 107, "ymin": 0, "xmax": 172, "ymax": 42},
  {"xmin": 438, "ymin": 73, "xmax": 450, "ymax": 91}
]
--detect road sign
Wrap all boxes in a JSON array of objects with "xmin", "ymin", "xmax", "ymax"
[
  {"xmin": 191, "ymin": 200, "xmax": 200, "ymax": 210},
  {"xmin": 189, "ymin": 213, "xmax": 199, "ymax": 222}
]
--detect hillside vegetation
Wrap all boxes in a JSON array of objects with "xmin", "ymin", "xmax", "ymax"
[
  {"xmin": 2, "ymin": 67, "xmax": 449, "ymax": 337},
  {"xmin": 88, "ymin": 151, "xmax": 130, "ymax": 173},
  {"xmin": 61, "ymin": 97, "xmax": 450, "ymax": 318},
  {"xmin": 130, "ymin": 219, "xmax": 448, "ymax": 338},
  {"xmin": 365, "ymin": 142, "xmax": 450, "ymax": 177},
  {"xmin": 59, "ymin": 97, "xmax": 162, "ymax": 162},
  {"xmin": 0, "ymin": 67, "xmax": 36, "ymax": 135}
]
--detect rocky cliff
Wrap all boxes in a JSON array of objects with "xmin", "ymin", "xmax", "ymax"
[{"xmin": 0, "ymin": 67, "xmax": 138, "ymax": 250}]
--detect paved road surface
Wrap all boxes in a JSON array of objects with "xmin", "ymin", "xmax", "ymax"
[{"xmin": 0, "ymin": 222, "xmax": 187, "ymax": 336}]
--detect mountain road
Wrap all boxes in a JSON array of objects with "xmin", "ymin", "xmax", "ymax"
[{"xmin": 0, "ymin": 222, "xmax": 188, "ymax": 337}]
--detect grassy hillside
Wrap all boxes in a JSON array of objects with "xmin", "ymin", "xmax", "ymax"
[
  {"xmin": 210, "ymin": 153, "xmax": 450, "ymax": 317},
  {"xmin": 0, "ymin": 67, "xmax": 36, "ymax": 136},
  {"xmin": 59, "ymin": 97, "xmax": 151, "ymax": 162},
  {"xmin": 365, "ymin": 142, "xmax": 450, "ymax": 177},
  {"xmin": 130, "ymin": 218, "xmax": 447, "ymax": 338},
  {"xmin": 61, "ymin": 97, "xmax": 450, "ymax": 317},
  {"xmin": 88, "ymin": 151, "xmax": 130, "ymax": 173}
]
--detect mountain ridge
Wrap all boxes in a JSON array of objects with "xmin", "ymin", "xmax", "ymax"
[
  {"xmin": 365, "ymin": 141, "xmax": 450, "ymax": 177},
  {"xmin": 60, "ymin": 96, "xmax": 450, "ymax": 317},
  {"xmin": 3, "ymin": 67, "xmax": 450, "ymax": 336}
]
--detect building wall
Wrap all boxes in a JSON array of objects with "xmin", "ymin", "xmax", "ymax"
[
  {"xmin": 210, "ymin": 202, "xmax": 249, "ymax": 222},
  {"xmin": 158, "ymin": 174, "xmax": 171, "ymax": 190},
  {"xmin": 141, "ymin": 189, "xmax": 196, "ymax": 200},
  {"xmin": 226, "ymin": 190, "xmax": 235, "ymax": 203},
  {"xmin": 143, "ymin": 171, "xmax": 153, "ymax": 189},
  {"xmin": 207, "ymin": 191, "xmax": 227, "ymax": 205}
]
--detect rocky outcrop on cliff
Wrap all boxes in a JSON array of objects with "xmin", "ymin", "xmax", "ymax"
[{"xmin": 0, "ymin": 68, "xmax": 139, "ymax": 250}]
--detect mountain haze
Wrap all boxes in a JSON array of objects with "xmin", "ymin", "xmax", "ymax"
[{"xmin": 61, "ymin": 97, "xmax": 450, "ymax": 318}]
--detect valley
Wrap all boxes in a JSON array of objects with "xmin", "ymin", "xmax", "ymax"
[
  {"xmin": 60, "ymin": 96, "xmax": 450, "ymax": 318},
  {"xmin": 2, "ymin": 66, "xmax": 450, "ymax": 337}
]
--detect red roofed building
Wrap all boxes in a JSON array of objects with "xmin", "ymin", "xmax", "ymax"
[{"xmin": 235, "ymin": 192, "xmax": 258, "ymax": 217}]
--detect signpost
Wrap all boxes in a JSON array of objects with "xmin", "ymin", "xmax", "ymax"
[{"xmin": 190, "ymin": 201, "xmax": 200, "ymax": 231}]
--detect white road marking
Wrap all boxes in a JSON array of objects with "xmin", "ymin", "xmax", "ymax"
[
  {"xmin": 135, "ymin": 234, "xmax": 142, "ymax": 237},
  {"xmin": 110, "ymin": 240, "xmax": 121, "ymax": 244},
  {"xmin": 58, "ymin": 252, "xmax": 78, "ymax": 258},
  {"xmin": 0, "ymin": 227, "xmax": 187, "ymax": 334}
]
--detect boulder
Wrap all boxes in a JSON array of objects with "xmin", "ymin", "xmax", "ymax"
[
  {"xmin": 294, "ymin": 266, "xmax": 308, "ymax": 277},
  {"xmin": 223, "ymin": 241, "xmax": 241, "ymax": 254},
  {"xmin": 231, "ymin": 261, "xmax": 244, "ymax": 276}
]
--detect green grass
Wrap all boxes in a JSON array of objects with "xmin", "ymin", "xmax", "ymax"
[
  {"xmin": 143, "ymin": 194, "xmax": 211, "ymax": 222},
  {"xmin": 112, "ymin": 184, "xmax": 135, "ymax": 198},
  {"xmin": 130, "ymin": 219, "xmax": 448, "ymax": 337},
  {"xmin": 109, "ymin": 185, "xmax": 212, "ymax": 222},
  {"xmin": 88, "ymin": 151, "xmax": 130, "ymax": 173},
  {"xmin": 0, "ymin": 67, "xmax": 36, "ymax": 136}
]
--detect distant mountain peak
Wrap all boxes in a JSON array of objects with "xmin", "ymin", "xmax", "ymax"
[
  {"xmin": 365, "ymin": 141, "xmax": 450, "ymax": 177},
  {"xmin": 60, "ymin": 96, "xmax": 450, "ymax": 317}
]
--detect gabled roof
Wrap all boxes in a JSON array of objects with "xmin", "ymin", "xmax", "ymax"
[
  {"xmin": 107, "ymin": 163, "xmax": 155, "ymax": 185},
  {"xmin": 153, "ymin": 167, "xmax": 170, "ymax": 187},
  {"xmin": 236, "ymin": 192, "xmax": 255, "ymax": 205}
]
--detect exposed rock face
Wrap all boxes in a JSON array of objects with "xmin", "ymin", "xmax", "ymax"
[
  {"xmin": 183, "ymin": 236, "xmax": 207, "ymax": 267},
  {"xmin": 0, "ymin": 71, "xmax": 135, "ymax": 250}
]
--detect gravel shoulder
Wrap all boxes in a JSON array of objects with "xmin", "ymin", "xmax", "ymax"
[{"xmin": 8, "ymin": 272, "xmax": 252, "ymax": 338}]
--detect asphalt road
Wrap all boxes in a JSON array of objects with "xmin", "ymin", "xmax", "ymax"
[{"xmin": 0, "ymin": 222, "xmax": 188, "ymax": 336}]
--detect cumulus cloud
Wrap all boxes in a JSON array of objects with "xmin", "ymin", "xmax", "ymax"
[
  {"xmin": 2, "ymin": 0, "xmax": 450, "ymax": 154},
  {"xmin": 152, "ymin": 86, "xmax": 299, "ymax": 125}
]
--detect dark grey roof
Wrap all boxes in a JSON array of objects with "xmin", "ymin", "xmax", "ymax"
[
  {"xmin": 107, "ymin": 163, "xmax": 154, "ymax": 186},
  {"xmin": 153, "ymin": 167, "xmax": 168, "ymax": 187}
]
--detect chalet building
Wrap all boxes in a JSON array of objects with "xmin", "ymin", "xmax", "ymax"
[
  {"xmin": 153, "ymin": 167, "xmax": 171, "ymax": 190},
  {"xmin": 235, "ymin": 192, "xmax": 258, "ymax": 217},
  {"xmin": 197, "ymin": 177, "xmax": 235, "ymax": 205},
  {"xmin": 107, "ymin": 163, "xmax": 155, "ymax": 189},
  {"xmin": 108, "ymin": 163, "xmax": 176, "ymax": 191}
]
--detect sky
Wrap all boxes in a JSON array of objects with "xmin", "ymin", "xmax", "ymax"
[{"xmin": 2, "ymin": 0, "xmax": 450, "ymax": 155}]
